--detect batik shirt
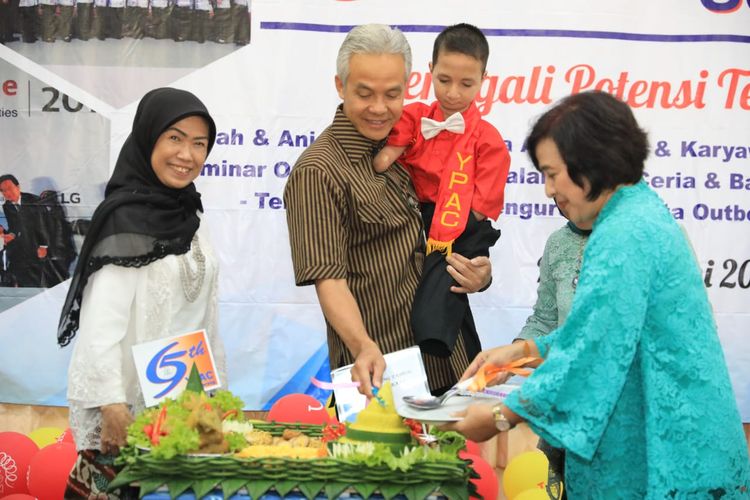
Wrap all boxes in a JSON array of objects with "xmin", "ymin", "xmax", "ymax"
[{"xmin": 284, "ymin": 106, "xmax": 473, "ymax": 390}]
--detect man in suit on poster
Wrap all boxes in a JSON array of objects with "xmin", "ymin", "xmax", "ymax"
[
  {"xmin": 38, "ymin": 189, "xmax": 76, "ymax": 285},
  {"xmin": 0, "ymin": 174, "xmax": 74, "ymax": 287}
]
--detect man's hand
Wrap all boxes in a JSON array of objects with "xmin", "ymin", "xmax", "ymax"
[
  {"xmin": 446, "ymin": 253, "xmax": 491, "ymax": 293},
  {"xmin": 439, "ymin": 403, "xmax": 498, "ymax": 442},
  {"xmin": 100, "ymin": 403, "xmax": 133, "ymax": 456},
  {"xmin": 351, "ymin": 340, "xmax": 385, "ymax": 398},
  {"xmin": 314, "ymin": 278, "xmax": 385, "ymax": 398},
  {"xmin": 470, "ymin": 210, "xmax": 487, "ymax": 221},
  {"xmin": 2, "ymin": 232, "xmax": 15, "ymax": 244}
]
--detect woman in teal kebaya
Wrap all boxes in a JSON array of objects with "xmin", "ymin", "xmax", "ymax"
[{"xmin": 447, "ymin": 91, "xmax": 750, "ymax": 498}]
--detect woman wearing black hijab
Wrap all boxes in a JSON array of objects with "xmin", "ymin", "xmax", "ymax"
[{"xmin": 61, "ymin": 88, "xmax": 227, "ymax": 498}]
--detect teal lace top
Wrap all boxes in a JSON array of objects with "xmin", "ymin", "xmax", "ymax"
[
  {"xmin": 504, "ymin": 181, "xmax": 750, "ymax": 498},
  {"xmin": 516, "ymin": 223, "xmax": 589, "ymax": 341}
]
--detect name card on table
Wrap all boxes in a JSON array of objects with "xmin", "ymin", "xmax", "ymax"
[
  {"xmin": 331, "ymin": 346, "xmax": 430, "ymax": 422},
  {"xmin": 132, "ymin": 329, "xmax": 221, "ymax": 407}
]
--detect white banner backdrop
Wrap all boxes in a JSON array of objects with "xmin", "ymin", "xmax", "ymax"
[{"xmin": 0, "ymin": 0, "xmax": 748, "ymax": 417}]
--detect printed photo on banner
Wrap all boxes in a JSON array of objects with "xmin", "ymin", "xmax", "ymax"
[
  {"xmin": 0, "ymin": 1, "xmax": 252, "ymax": 107},
  {"xmin": 0, "ymin": 0, "xmax": 251, "ymax": 45},
  {"xmin": 132, "ymin": 329, "xmax": 222, "ymax": 407},
  {"xmin": 0, "ymin": 60, "xmax": 108, "ymax": 310}
]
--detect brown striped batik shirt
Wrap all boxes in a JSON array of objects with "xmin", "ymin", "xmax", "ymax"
[{"xmin": 284, "ymin": 106, "xmax": 471, "ymax": 391}]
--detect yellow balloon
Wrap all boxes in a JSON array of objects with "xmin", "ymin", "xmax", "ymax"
[
  {"xmin": 503, "ymin": 450, "xmax": 549, "ymax": 500},
  {"xmin": 514, "ymin": 488, "xmax": 551, "ymax": 500},
  {"xmin": 325, "ymin": 394, "xmax": 337, "ymax": 421},
  {"xmin": 28, "ymin": 426, "xmax": 65, "ymax": 448}
]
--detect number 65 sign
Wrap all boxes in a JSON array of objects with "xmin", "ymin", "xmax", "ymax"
[{"xmin": 132, "ymin": 329, "xmax": 222, "ymax": 407}]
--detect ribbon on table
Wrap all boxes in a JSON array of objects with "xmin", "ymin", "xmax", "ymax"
[
  {"xmin": 468, "ymin": 357, "xmax": 541, "ymax": 392},
  {"xmin": 310, "ymin": 377, "xmax": 360, "ymax": 390}
]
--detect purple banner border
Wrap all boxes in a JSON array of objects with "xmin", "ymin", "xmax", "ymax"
[{"xmin": 260, "ymin": 22, "xmax": 750, "ymax": 44}]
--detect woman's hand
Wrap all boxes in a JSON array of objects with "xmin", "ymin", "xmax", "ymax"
[
  {"xmin": 446, "ymin": 254, "xmax": 491, "ymax": 293},
  {"xmin": 100, "ymin": 403, "xmax": 133, "ymax": 456},
  {"xmin": 439, "ymin": 403, "xmax": 499, "ymax": 443},
  {"xmin": 460, "ymin": 341, "xmax": 529, "ymax": 384}
]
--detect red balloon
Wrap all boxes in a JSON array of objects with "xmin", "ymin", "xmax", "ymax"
[
  {"xmin": 267, "ymin": 393, "xmax": 331, "ymax": 425},
  {"xmin": 27, "ymin": 442, "xmax": 77, "ymax": 500},
  {"xmin": 58, "ymin": 428, "xmax": 76, "ymax": 446},
  {"xmin": 0, "ymin": 431, "xmax": 39, "ymax": 497},
  {"xmin": 461, "ymin": 452, "xmax": 499, "ymax": 500},
  {"xmin": 465, "ymin": 439, "xmax": 482, "ymax": 457},
  {"xmin": 2, "ymin": 495, "xmax": 37, "ymax": 499}
]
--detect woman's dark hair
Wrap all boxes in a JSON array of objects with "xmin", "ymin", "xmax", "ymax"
[
  {"xmin": 432, "ymin": 23, "xmax": 489, "ymax": 73},
  {"xmin": 526, "ymin": 90, "xmax": 649, "ymax": 200}
]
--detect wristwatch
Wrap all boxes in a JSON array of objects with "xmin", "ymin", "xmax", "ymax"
[{"xmin": 492, "ymin": 404, "xmax": 514, "ymax": 432}]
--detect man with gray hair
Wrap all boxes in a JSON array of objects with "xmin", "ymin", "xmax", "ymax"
[{"xmin": 284, "ymin": 24, "xmax": 492, "ymax": 398}]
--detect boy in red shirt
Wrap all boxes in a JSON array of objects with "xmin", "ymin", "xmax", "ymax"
[{"xmin": 374, "ymin": 23, "xmax": 510, "ymax": 361}]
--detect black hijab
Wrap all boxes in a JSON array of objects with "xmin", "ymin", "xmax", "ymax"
[{"xmin": 58, "ymin": 87, "xmax": 217, "ymax": 347}]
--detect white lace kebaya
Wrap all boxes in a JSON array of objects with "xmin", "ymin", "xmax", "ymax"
[{"xmin": 67, "ymin": 221, "xmax": 226, "ymax": 451}]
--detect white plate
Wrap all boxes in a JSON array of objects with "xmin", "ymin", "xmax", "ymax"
[
  {"xmin": 396, "ymin": 384, "xmax": 521, "ymax": 425},
  {"xmin": 396, "ymin": 396, "xmax": 475, "ymax": 424}
]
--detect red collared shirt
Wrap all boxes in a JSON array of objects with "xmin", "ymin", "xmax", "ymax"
[{"xmin": 388, "ymin": 101, "xmax": 510, "ymax": 220}]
